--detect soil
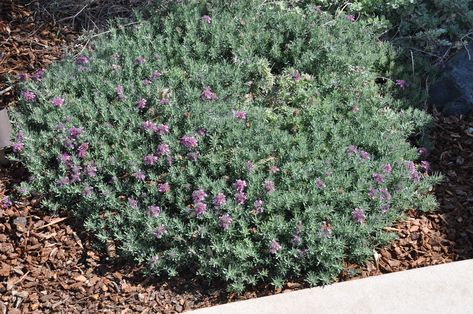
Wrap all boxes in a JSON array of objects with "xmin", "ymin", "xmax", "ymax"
[{"xmin": 1, "ymin": 2, "xmax": 472, "ymax": 313}]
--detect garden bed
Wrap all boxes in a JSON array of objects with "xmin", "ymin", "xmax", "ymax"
[{"xmin": 1, "ymin": 1, "xmax": 472, "ymax": 313}]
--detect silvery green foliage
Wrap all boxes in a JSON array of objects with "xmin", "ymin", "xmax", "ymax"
[{"xmin": 11, "ymin": 0, "xmax": 439, "ymax": 292}]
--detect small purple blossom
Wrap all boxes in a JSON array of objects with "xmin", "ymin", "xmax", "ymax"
[
  {"xmin": 156, "ymin": 124, "xmax": 170, "ymax": 135},
  {"xmin": 418, "ymin": 147, "xmax": 429, "ymax": 158},
  {"xmin": 382, "ymin": 163, "xmax": 392, "ymax": 174},
  {"xmin": 75, "ymin": 55, "xmax": 90, "ymax": 65},
  {"xmin": 359, "ymin": 150, "xmax": 370, "ymax": 160},
  {"xmin": 151, "ymin": 71, "xmax": 162, "ymax": 80},
  {"xmin": 142, "ymin": 78, "xmax": 152, "ymax": 86},
  {"xmin": 378, "ymin": 188, "xmax": 392, "ymax": 201},
  {"xmin": 57, "ymin": 177, "xmax": 70, "ymax": 187},
  {"xmin": 111, "ymin": 64, "xmax": 121, "ymax": 71},
  {"xmin": 368, "ymin": 187, "xmax": 377, "ymax": 199},
  {"xmin": 246, "ymin": 160, "xmax": 254, "ymax": 173},
  {"xmin": 347, "ymin": 145, "xmax": 358, "ymax": 156},
  {"xmin": 1, "ymin": 196, "xmax": 12, "ymax": 209},
  {"xmin": 269, "ymin": 240, "xmax": 282, "ymax": 254},
  {"xmin": 315, "ymin": 178, "xmax": 326, "ymax": 189},
  {"xmin": 12, "ymin": 142, "xmax": 24, "ymax": 153},
  {"xmin": 213, "ymin": 193, "xmax": 227, "ymax": 207},
  {"xmin": 187, "ymin": 151, "xmax": 200, "ymax": 161},
  {"xmin": 21, "ymin": 90, "xmax": 36, "ymax": 103},
  {"xmin": 159, "ymin": 98, "xmax": 170, "ymax": 105},
  {"xmin": 292, "ymin": 70, "xmax": 301, "ymax": 81},
  {"xmin": 77, "ymin": 143, "xmax": 89, "ymax": 159},
  {"xmin": 115, "ymin": 84, "xmax": 125, "ymax": 99},
  {"xmin": 156, "ymin": 143, "xmax": 171, "ymax": 156},
  {"xmin": 18, "ymin": 73, "xmax": 28, "ymax": 81},
  {"xmin": 194, "ymin": 202, "xmax": 207, "ymax": 217},
  {"xmin": 346, "ymin": 14, "xmax": 356, "ymax": 22},
  {"xmin": 263, "ymin": 180, "xmax": 275, "ymax": 193},
  {"xmin": 133, "ymin": 170, "xmax": 146, "ymax": 181},
  {"xmin": 201, "ymin": 86, "xmax": 218, "ymax": 101},
  {"xmin": 69, "ymin": 165, "xmax": 82, "ymax": 183},
  {"xmin": 144, "ymin": 154, "xmax": 158, "ymax": 165},
  {"xmin": 352, "ymin": 208, "xmax": 366, "ymax": 224},
  {"xmin": 154, "ymin": 225, "xmax": 167, "ymax": 239},
  {"xmin": 83, "ymin": 185, "xmax": 93, "ymax": 197},
  {"xmin": 421, "ymin": 161, "xmax": 430, "ymax": 173},
  {"xmin": 192, "ymin": 189, "xmax": 208, "ymax": 203},
  {"xmin": 147, "ymin": 205, "xmax": 161, "ymax": 217},
  {"xmin": 219, "ymin": 214, "xmax": 232, "ymax": 230},
  {"xmin": 254, "ymin": 199, "xmax": 264, "ymax": 214},
  {"xmin": 180, "ymin": 135, "xmax": 198, "ymax": 149},
  {"xmin": 85, "ymin": 163, "xmax": 97, "ymax": 177},
  {"xmin": 270, "ymin": 166, "xmax": 280, "ymax": 173},
  {"xmin": 234, "ymin": 192, "xmax": 247, "ymax": 205},
  {"xmin": 380, "ymin": 204, "xmax": 390, "ymax": 213},
  {"xmin": 201, "ymin": 15, "xmax": 212, "ymax": 24},
  {"xmin": 395, "ymin": 79, "xmax": 408, "ymax": 89},
  {"xmin": 136, "ymin": 98, "xmax": 147, "ymax": 110},
  {"xmin": 233, "ymin": 179, "xmax": 247, "ymax": 192},
  {"xmin": 32, "ymin": 69, "xmax": 45, "ymax": 81},
  {"xmin": 142, "ymin": 121, "xmax": 157, "ymax": 132},
  {"xmin": 158, "ymin": 182, "xmax": 170, "ymax": 193},
  {"xmin": 372, "ymin": 173, "xmax": 384, "ymax": 184},
  {"xmin": 196, "ymin": 128, "xmax": 207, "ymax": 137},
  {"xmin": 51, "ymin": 97, "xmax": 65, "ymax": 107},
  {"xmin": 128, "ymin": 197, "xmax": 139, "ymax": 209},
  {"xmin": 233, "ymin": 110, "xmax": 247, "ymax": 120},
  {"xmin": 134, "ymin": 56, "xmax": 145, "ymax": 65},
  {"xmin": 57, "ymin": 152, "xmax": 71, "ymax": 164},
  {"xmin": 68, "ymin": 126, "xmax": 84, "ymax": 139},
  {"xmin": 352, "ymin": 106, "xmax": 360, "ymax": 113}
]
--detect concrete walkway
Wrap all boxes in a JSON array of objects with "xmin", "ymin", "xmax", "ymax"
[{"xmin": 191, "ymin": 259, "xmax": 473, "ymax": 314}]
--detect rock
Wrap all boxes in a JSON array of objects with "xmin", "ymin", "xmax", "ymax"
[{"xmin": 429, "ymin": 44, "xmax": 473, "ymax": 115}]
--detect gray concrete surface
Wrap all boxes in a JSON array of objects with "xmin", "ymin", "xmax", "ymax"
[{"xmin": 191, "ymin": 259, "xmax": 473, "ymax": 314}]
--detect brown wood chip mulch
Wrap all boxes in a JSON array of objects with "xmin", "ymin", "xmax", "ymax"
[{"xmin": 1, "ymin": 2, "xmax": 473, "ymax": 313}]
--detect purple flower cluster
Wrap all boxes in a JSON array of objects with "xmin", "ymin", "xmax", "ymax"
[
  {"xmin": 201, "ymin": 86, "xmax": 218, "ymax": 101},
  {"xmin": 292, "ymin": 70, "xmax": 301, "ymax": 81},
  {"xmin": 346, "ymin": 15, "xmax": 356, "ymax": 22},
  {"xmin": 154, "ymin": 224, "xmax": 167, "ymax": 239},
  {"xmin": 347, "ymin": 145, "xmax": 369, "ymax": 160},
  {"xmin": 115, "ymin": 84, "xmax": 125, "ymax": 100},
  {"xmin": 420, "ymin": 161, "xmax": 430, "ymax": 173},
  {"xmin": 194, "ymin": 202, "xmax": 207, "ymax": 217},
  {"xmin": 144, "ymin": 154, "xmax": 158, "ymax": 165},
  {"xmin": 156, "ymin": 124, "xmax": 170, "ymax": 135},
  {"xmin": 12, "ymin": 131, "xmax": 25, "ymax": 153},
  {"xmin": 75, "ymin": 55, "xmax": 90, "ymax": 65},
  {"xmin": 263, "ymin": 180, "xmax": 275, "ymax": 193},
  {"xmin": 21, "ymin": 90, "xmax": 36, "ymax": 103},
  {"xmin": 158, "ymin": 182, "xmax": 170, "ymax": 193},
  {"xmin": 32, "ymin": 69, "xmax": 45, "ymax": 81},
  {"xmin": 180, "ymin": 135, "xmax": 198, "ymax": 149},
  {"xmin": 269, "ymin": 240, "xmax": 282, "ymax": 254},
  {"xmin": 232, "ymin": 179, "xmax": 248, "ymax": 205},
  {"xmin": 405, "ymin": 160, "xmax": 421, "ymax": 181},
  {"xmin": 233, "ymin": 111, "xmax": 247, "ymax": 121},
  {"xmin": 192, "ymin": 189, "xmax": 208, "ymax": 203},
  {"xmin": 352, "ymin": 208, "xmax": 366, "ymax": 223},
  {"xmin": 156, "ymin": 143, "xmax": 170, "ymax": 157},
  {"xmin": 51, "ymin": 97, "xmax": 65, "ymax": 107},
  {"xmin": 368, "ymin": 187, "xmax": 392, "ymax": 201},
  {"xmin": 270, "ymin": 166, "xmax": 280, "ymax": 174},
  {"xmin": 133, "ymin": 170, "xmax": 146, "ymax": 181},
  {"xmin": 315, "ymin": 177, "xmax": 326, "ymax": 189},
  {"xmin": 83, "ymin": 185, "xmax": 93, "ymax": 197},
  {"xmin": 372, "ymin": 173, "xmax": 384, "ymax": 184},
  {"xmin": 418, "ymin": 147, "xmax": 429, "ymax": 158},
  {"xmin": 201, "ymin": 15, "xmax": 212, "ymax": 24},
  {"xmin": 147, "ymin": 205, "xmax": 161, "ymax": 217},
  {"xmin": 134, "ymin": 56, "xmax": 145, "ymax": 65},
  {"xmin": 136, "ymin": 98, "xmax": 147, "ymax": 110},
  {"xmin": 213, "ymin": 193, "xmax": 227, "ymax": 207},
  {"xmin": 1, "ymin": 196, "xmax": 12, "ymax": 209},
  {"xmin": 254, "ymin": 199, "xmax": 264, "ymax": 214},
  {"xmin": 382, "ymin": 163, "xmax": 392, "ymax": 174},
  {"xmin": 151, "ymin": 71, "xmax": 162, "ymax": 80},
  {"xmin": 77, "ymin": 143, "xmax": 89, "ymax": 159},
  {"xmin": 395, "ymin": 79, "xmax": 408, "ymax": 89},
  {"xmin": 219, "ymin": 214, "xmax": 232, "ymax": 230},
  {"xmin": 143, "ymin": 78, "xmax": 152, "ymax": 86},
  {"xmin": 128, "ymin": 197, "xmax": 138, "ymax": 209}
]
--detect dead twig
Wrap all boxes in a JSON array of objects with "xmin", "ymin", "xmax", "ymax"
[{"xmin": 33, "ymin": 217, "xmax": 68, "ymax": 231}]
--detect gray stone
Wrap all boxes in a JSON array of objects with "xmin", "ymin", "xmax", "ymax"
[
  {"xmin": 0, "ymin": 109, "xmax": 11, "ymax": 166},
  {"xmin": 429, "ymin": 43, "xmax": 473, "ymax": 115}
]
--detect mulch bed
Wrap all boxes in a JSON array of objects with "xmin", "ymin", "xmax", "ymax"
[{"xmin": 1, "ymin": 2, "xmax": 473, "ymax": 313}]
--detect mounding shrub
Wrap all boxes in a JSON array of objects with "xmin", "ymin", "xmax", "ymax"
[{"xmin": 11, "ymin": 0, "xmax": 439, "ymax": 292}]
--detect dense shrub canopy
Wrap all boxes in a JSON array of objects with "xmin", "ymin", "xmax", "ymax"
[{"xmin": 12, "ymin": 0, "xmax": 438, "ymax": 292}]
